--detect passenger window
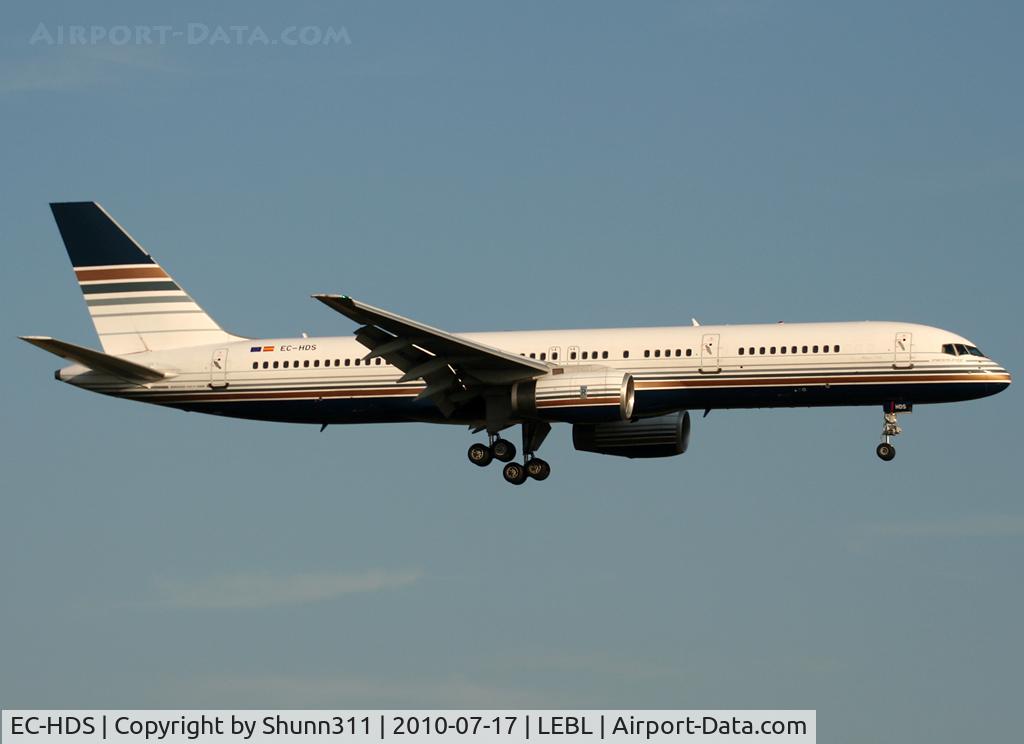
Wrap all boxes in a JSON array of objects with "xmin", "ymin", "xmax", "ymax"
[
  {"xmin": 540, "ymin": 352, "xmax": 547, "ymax": 360},
  {"xmin": 791, "ymin": 346, "xmax": 797, "ymax": 354},
  {"xmin": 739, "ymin": 348, "xmax": 745, "ymax": 355},
  {"xmin": 654, "ymin": 349, "xmax": 661, "ymax": 357},
  {"xmin": 529, "ymin": 352, "xmax": 536, "ymax": 359},
  {"xmin": 263, "ymin": 361, "xmax": 269, "ymax": 369},
  {"xmin": 302, "ymin": 360, "xmax": 308, "ymax": 367},
  {"xmin": 823, "ymin": 345, "xmax": 829, "ymax": 353},
  {"xmin": 570, "ymin": 351, "xmax": 577, "ymax": 360},
  {"xmin": 252, "ymin": 362, "xmax": 258, "ymax": 370},
  {"xmin": 686, "ymin": 349, "xmax": 692, "ymax": 357},
  {"xmin": 749, "ymin": 347, "xmax": 755, "ymax": 355},
  {"xmin": 592, "ymin": 351, "xmax": 598, "ymax": 359},
  {"xmin": 802, "ymin": 345, "xmax": 808, "ymax": 353},
  {"xmin": 623, "ymin": 351, "xmax": 629, "ymax": 359},
  {"xmin": 759, "ymin": 347, "xmax": 766, "ymax": 355},
  {"xmin": 284, "ymin": 361, "xmax": 290, "ymax": 368},
  {"xmin": 376, "ymin": 358, "xmax": 381, "ymax": 365},
  {"xmin": 770, "ymin": 346, "xmax": 776, "ymax": 354},
  {"xmin": 314, "ymin": 360, "xmax": 320, "ymax": 367},
  {"xmin": 582, "ymin": 351, "xmax": 588, "ymax": 360},
  {"xmin": 813, "ymin": 345, "xmax": 819, "ymax": 353},
  {"xmin": 552, "ymin": 352, "xmax": 558, "ymax": 360},
  {"xmin": 602, "ymin": 351, "xmax": 608, "ymax": 359},
  {"xmin": 345, "ymin": 359, "xmax": 350, "ymax": 366},
  {"xmin": 644, "ymin": 350, "xmax": 650, "ymax": 358},
  {"xmin": 780, "ymin": 346, "xmax": 787, "ymax": 354},
  {"xmin": 273, "ymin": 361, "xmax": 279, "ymax": 369},
  {"xmin": 833, "ymin": 345, "xmax": 839, "ymax": 353},
  {"xmin": 355, "ymin": 358, "xmax": 360, "ymax": 365}
]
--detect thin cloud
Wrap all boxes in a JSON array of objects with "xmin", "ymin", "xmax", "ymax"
[
  {"xmin": 0, "ymin": 46, "xmax": 182, "ymax": 94},
  {"xmin": 155, "ymin": 568, "xmax": 421, "ymax": 609},
  {"xmin": 504, "ymin": 650, "xmax": 681, "ymax": 683},
  {"xmin": 864, "ymin": 515, "xmax": 1024, "ymax": 539},
  {"xmin": 189, "ymin": 674, "xmax": 550, "ymax": 708}
]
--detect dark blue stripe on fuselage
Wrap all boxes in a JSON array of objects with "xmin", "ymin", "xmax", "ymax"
[
  {"xmin": 634, "ymin": 380, "xmax": 1010, "ymax": 416},
  {"xmin": 166, "ymin": 394, "xmax": 444, "ymax": 424},
  {"xmin": 134, "ymin": 379, "xmax": 1010, "ymax": 425}
]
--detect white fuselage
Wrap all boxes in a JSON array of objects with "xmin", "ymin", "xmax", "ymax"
[{"xmin": 58, "ymin": 320, "xmax": 1011, "ymax": 426}]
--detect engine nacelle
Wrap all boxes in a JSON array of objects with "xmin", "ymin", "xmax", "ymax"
[
  {"xmin": 572, "ymin": 411, "xmax": 691, "ymax": 458},
  {"xmin": 512, "ymin": 367, "xmax": 635, "ymax": 424}
]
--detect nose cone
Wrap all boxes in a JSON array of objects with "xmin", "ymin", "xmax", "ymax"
[{"xmin": 986, "ymin": 359, "xmax": 1012, "ymax": 396}]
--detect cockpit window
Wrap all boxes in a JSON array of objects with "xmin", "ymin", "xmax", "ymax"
[{"xmin": 943, "ymin": 342, "xmax": 985, "ymax": 357}]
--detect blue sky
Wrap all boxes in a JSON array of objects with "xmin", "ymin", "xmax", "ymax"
[{"xmin": 2, "ymin": 2, "xmax": 1022, "ymax": 741}]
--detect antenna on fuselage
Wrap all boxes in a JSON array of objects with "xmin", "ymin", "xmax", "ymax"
[{"xmin": 691, "ymin": 318, "xmax": 700, "ymax": 327}]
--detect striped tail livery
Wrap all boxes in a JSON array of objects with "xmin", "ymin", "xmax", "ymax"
[{"xmin": 50, "ymin": 202, "xmax": 240, "ymax": 355}]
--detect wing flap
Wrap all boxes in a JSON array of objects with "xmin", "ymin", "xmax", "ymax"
[
  {"xmin": 312, "ymin": 294, "xmax": 549, "ymax": 383},
  {"xmin": 20, "ymin": 336, "xmax": 168, "ymax": 382},
  {"xmin": 312, "ymin": 294, "xmax": 549, "ymax": 416}
]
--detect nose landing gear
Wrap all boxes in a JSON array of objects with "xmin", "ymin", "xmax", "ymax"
[{"xmin": 876, "ymin": 406, "xmax": 903, "ymax": 461}]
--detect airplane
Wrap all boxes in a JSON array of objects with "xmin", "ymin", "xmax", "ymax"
[{"xmin": 22, "ymin": 202, "xmax": 1011, "ymax": 485}]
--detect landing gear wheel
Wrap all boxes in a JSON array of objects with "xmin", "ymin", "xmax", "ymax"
[
  {"xmin": 468, "ymin": 442, "xmax": 493, "ymax": 467},
  {"xmin": 876, "ymin": 442, "xmax": 896, "ymax": 461},
  {"xmin": 502, "ymin": 461, "xmax": 528, "ymax": 485},
  {"xmin": 526, "ymin": 458, "xmax": 551, "ymax": 481},
  {"xmin": 491, "ymin": 438, "xmax": 516, "ymax": 462}
]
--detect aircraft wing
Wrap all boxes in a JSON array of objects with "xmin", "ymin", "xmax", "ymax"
[{"xmin": 313, "ymin": 294, "xmax": 548, "ymax": 414}]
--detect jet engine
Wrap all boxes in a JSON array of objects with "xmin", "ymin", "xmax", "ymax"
[
  {"xmin": 511, "ymin": 367, "xmax": 634, "ymax": 424},
  {"xmin": 572, "ymin": 410, "xmax": 691, "ymax": 458}
]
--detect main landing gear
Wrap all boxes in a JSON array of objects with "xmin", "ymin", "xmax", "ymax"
[
  {"xmin": 876, "ymin": 408, "xmax": 902, "ymax": 462},
  {"xmin": 467, "ymin": 435, "xmax": 516, "ymax": 467},
  {"xmin": 467, "ymin": 422, "xmax": 552, "ymax": 485}
]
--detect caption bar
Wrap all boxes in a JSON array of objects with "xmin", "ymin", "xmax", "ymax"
[{"xmin": 3, "ymin": 711, "xmax": 814, "ymax": 743}]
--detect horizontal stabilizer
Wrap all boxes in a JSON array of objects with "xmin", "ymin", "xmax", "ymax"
[{"xmin": 19, "ymin": 336, "xmax": 167, "ymax": 382}]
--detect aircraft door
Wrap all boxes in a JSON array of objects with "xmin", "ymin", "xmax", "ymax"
[
  {"xmin": 548, "ymin": 345, "xmax": 561, "ymax": 363},
  {"xmin": 894, "ymin": 332, "xmax": 913, "ymax": 368},
  {"xmin": 700, "ymin": 333, "xmax": 720, "ymax": 373},
  {"xmin": 210, "ymin": 348, "xmax": 229, "ymax": 388},
  {"xmin": 567, "ymin": 345, "xmax": 580, "ymax": 363}
]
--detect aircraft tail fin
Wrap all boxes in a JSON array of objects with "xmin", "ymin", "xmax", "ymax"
[{"xmin": 49, "ymin": 202, "xmax": 241, "ymax": 354}]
